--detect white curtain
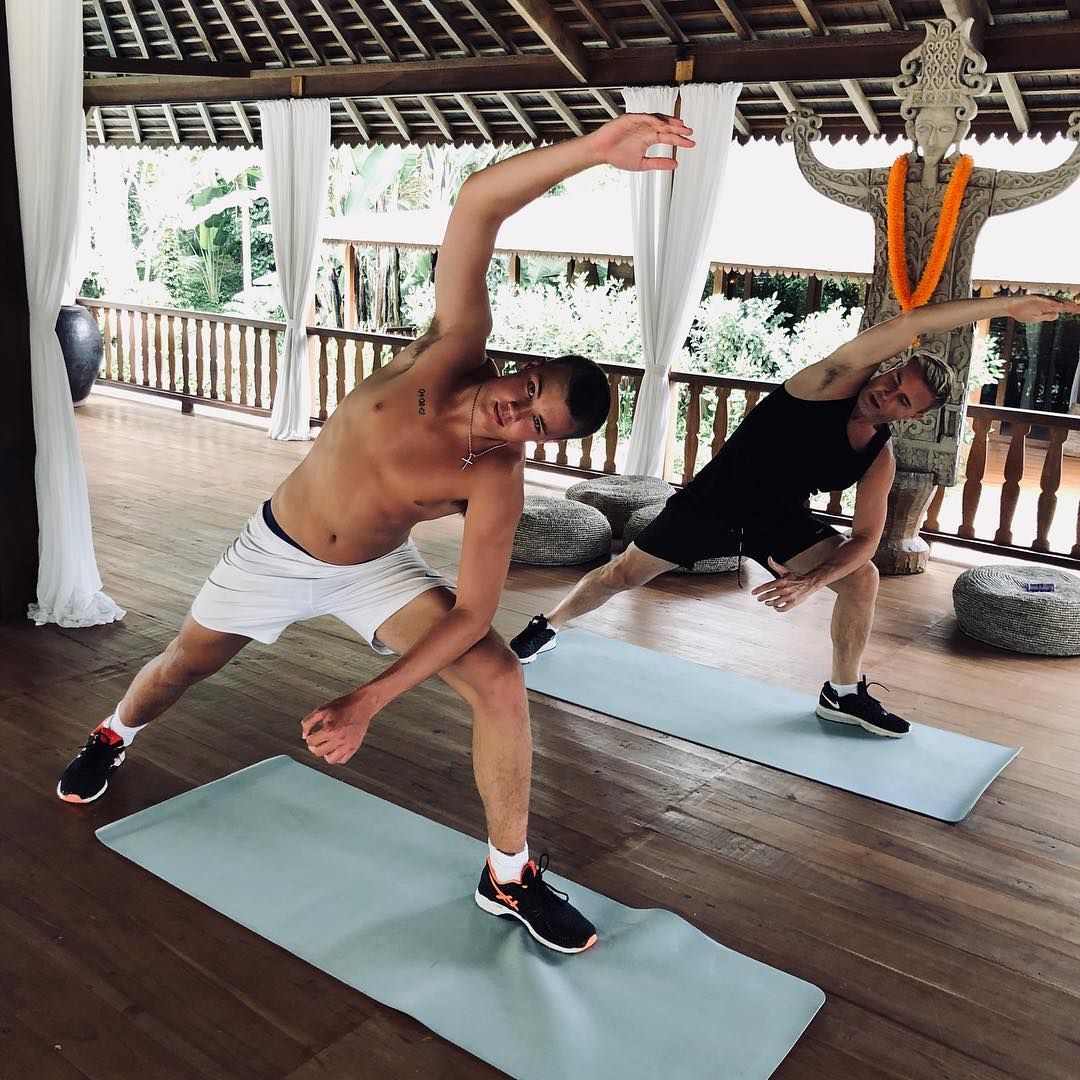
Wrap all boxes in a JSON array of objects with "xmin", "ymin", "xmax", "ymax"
[
  {"xmin": 622, "ymin": 83, "xmax": 742, "ymax": 477},
  {"xmin": 258, "ymin": 99, "xmax": 331, "ymax": 440},
  {"xmin": 8, "ymin": 0, "xmax": 123, "ymax": 627}
]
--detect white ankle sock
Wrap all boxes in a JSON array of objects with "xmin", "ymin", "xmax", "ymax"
[
  {"xmin": 103, "ymin": 707, "xmax": 145, "ymax": 747},
  {"xmin": 829, "ymin": 681, "xmax": 859, "ymax": 698},
  {"xmin": 487, "ymin": 840, "xmax": 529, "ymax": 883}
]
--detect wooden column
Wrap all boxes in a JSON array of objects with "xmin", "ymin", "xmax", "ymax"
[
  {"xmin": 343, "ymin": 242, "xmax": 357, "ymax": 330},
  {"xmin": 0, "ymin": 0, "xmax": 38, "ymax": 619}
]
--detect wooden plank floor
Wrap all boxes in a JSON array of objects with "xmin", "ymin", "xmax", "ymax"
[{"xmin": 2, "ymin": 392, "xmax": 1079, "ymax": 1080}]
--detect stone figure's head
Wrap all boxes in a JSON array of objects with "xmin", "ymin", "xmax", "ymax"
[{"xmin": 893, "ymin": 19, "xmax": 990, "ymax": 164}]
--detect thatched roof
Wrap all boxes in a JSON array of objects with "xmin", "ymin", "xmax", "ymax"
[{"xmin": 83, "ymin": 1, "xmax": 1080, "ymax": 147}]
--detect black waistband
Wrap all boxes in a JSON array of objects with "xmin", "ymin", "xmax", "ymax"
[{"xmin": 261, "ymin": 501, "xmax": 315, "ymax": 558}]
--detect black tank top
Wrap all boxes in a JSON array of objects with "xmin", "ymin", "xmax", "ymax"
[{"xmin": 674, "ymin": 383, "xmax": 892, "ymax": 525}]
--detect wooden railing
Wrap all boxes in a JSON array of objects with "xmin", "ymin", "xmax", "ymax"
[{"xmin": 81, "ymin": 300, "xmax": 1080, "ymax": 565}]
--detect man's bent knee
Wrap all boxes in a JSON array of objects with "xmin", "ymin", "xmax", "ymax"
[
  {"xmin": 832, "ymin": 560, "xmax": 879, "ymax": 599},
  {"xmin": 446, "ymin": 633, "xmax": 525, "ymax": 705}
]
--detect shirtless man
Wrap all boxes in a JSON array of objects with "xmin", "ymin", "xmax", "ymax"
[
  {"xmin": 510, "ymin": 294, "xmax": 1079, "ymax": 736},
  {"xmin": 58, "ymin": 112, "xmax": 696, "ymax": 954}
]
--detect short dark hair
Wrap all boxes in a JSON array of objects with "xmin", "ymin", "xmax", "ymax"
[{"xmin": 546, "ymin": 354, "xmax": 611, "ymax": 439}]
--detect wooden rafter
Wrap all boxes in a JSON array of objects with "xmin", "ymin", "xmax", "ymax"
[
  {"xmin": 90, "ymin": 106, "xmax": 106, "ymax": 144},
  {"xmin": 147, "ymin": 0, "xmax": 183, "ymax": 57},
  {"xmin": 342, "ymin": 0, "xmax": 399, "ymax": 61},
  {"xmin": 272, "ymin": 0, "xmax": 326, "ymax": 63},
  {"xmin": 163, "ymin": 103, "xmax": 182, "ymax": 143},
  {"xmin": 418, "ymin": 0, "xmax": 474, "ymax": 57},
  {"xmin": 90, "ymin": 0, "xmax": 117, "ymax": 57},
  {"xmin": 240, "ymin": 0, "xmax": 290, "ymax": 65},
  {"xmin": 380, "ymin": 97, "xmax": 411, "ymax": 141},
  {"xmin": 308, "ymin": 0, "xmax": 359, "ymax": 62},
  {"xmin": 733, "ymin": 107, "xmax": 751, "ymax": 136},
  {"xmin": 711, "ymin": 0, "xmax": 754, "ymax": 41},
  {"xmin": 208, "ymin": 1, "xmax": 253, "ymax": 63},
  {"xmin": 998, "ymin": 73, "xmax": 1031, "ymax": 135},
  {"xmin": 455, "ymin": 93, "xmax": 493, "ymax": 140},
  {"xmin": 177, "ymin": 0, "xmax": 220, "ymax": 60},
  {"xmin": 382, "ymin": 0, "xmax": 435, "ymax": 60},
  {"xmin": 770, "ymin": 80, "xmax": 801, "ymax": 114},
  {"xmin": 791, "ymin": 0, "xmax": 826, "ymax": 37},
  {"xmin": 877, "ymin": 0, "xmax": 907, "ymax": 31},
  {"xmin": 638, "ymin": 0, "xmax": 689, "ymax": 44},
  {"xmin": 419, "ymin": 95, "xmax": 455, "ymax": 140},
  {"xmin": 499, "ymin": 92, "xmax": 538, "ymax": 140},
  {"xmin": 541, "ymin": 90, "xmax": 584, "ymax": 136},
  {"xmin": 119, "ymin": 0, "xmax": 151, "ymax": 58},
  {"xmin": 233, "ymin": 100, "xmax": 255, "ymax": 142},
  {"xmin": 84, "ymin": 57, "xmax": 253, "ymax": 76},
  {"xmin": 341, "ymin": 98, "xmax": 371, "ymax": 141},
  {"xmin": 567, "ymin": 0, "xmax": 623, "ymax": 49},
  {"xmin": 126, "ymin": 105, "xmax": 143, "ymax": 143},
  {"xmin": 840, "ymin": 79, "xmax": 880, "ymax": 135},
  {"xmin": 84, "ymin": 26, "xmax": 1080, "ymax": 106},
  {"xmin": 198, "ymin": 102, "xmax": 219, "ymax": 144},
  {"xmin": 591, "ymin": 88, "xmax": 620, "ymax": 118},
  {"xmin": 458, "ymin": 0, "xmax": 517, "ymax": 54},
  {"xmin": 506, "ymin": 0, "xmax": 591, "ymax": 82}
]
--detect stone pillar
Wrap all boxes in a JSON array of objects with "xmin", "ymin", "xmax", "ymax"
[{"xmin": 873, "ymin": 469, "xmax": 937, "ymax": 575}]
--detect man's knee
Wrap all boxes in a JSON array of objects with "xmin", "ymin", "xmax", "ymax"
[
  {"xmin": 159, "ymin": 632, "xmax": 232, "ymax": 686},
  {"xmin": 601, "ymin": 552, "xmax": 649, "ymax": 592},
  {"xmin": 449, "ymin": 634, "xmax": 526, "ymax": 705},
  {"xmin": 836, "ymin": 560, "xmax": 879, "ymax": 600}
]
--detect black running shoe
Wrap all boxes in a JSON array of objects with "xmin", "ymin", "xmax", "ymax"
[
  {"xmin": 57, "ymin": 725, "xmax": 126, "ymax": 803},
  {"xmin": 816, "ymin": 677, "xmax": 910, "ymax": 738},
  {"xmin": 474, "ymin": 853, "xmax": 597, "ymax": 954},
  {"xmin": 509, "ymin": 614, "xmax": 557, "ymax": 664}
]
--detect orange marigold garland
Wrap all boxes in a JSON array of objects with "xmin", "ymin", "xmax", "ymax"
[{"xmin": 887, "ymin": 153, "xmax": 974, "ymax": 313}]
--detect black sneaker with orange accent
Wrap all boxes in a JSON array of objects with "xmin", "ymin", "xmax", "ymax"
[
  {"xmin": 474, "ymin": 853, "xmax": 597, "ymax": 954},
  {"xmin": 57, "ymin": 725, "xmax": 126, "ymax": 803}
]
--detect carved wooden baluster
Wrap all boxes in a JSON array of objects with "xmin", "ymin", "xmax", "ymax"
[
  {"xmin": 604, "ymin": 373, "xmax": 621, "ymax": 473},
  {"xmin": 179, "ymin": 317, "xmax": 191, "ymax": 395},
  {"xmin": 268, "ymin": 330, "xmax": 278, "ymax": 402},
  {"xmin": 959, "ymin": 415, "xmax": 991, "ymax": 538},
  {"xmin": 194, "ymin": 318, "xmax": 206, "ymax": 397},
  {"xmin": 579, "ymin": 434, "xmax": 593, "ymax": 472},
  {"xmin": 253, "ymin": 330, "xmax": 264, "ymax": 408},
  {"xmin": 827, "ymin": 491, "xmax": 843, "ymax": 514},
  {"xmin": 353, "ymin": 340, "xmax": 363, "ymax": 388},
  {"xmin": 318, "ymin": 335, "xmax": 329, "ymax": 420},
  {"xmin": 152, "ymin": 312, "xmax": 162, "ymax": 389},
  {"xmin": 744, "ymin": 389, "xmax": 760, "ymax": 416},
  {"xmin": 994, "ymin": 421, "xmax": 1030, "ymax": 546},
  {"xmin": 114, "ymin": 308, "xmax": 125, "ymax": 382},
  {"xmin": 238, "ymin": 325, "xmax": 248, "ymax": 405},
  {"xmin": 336, "ymin": 337, "xmax": 346, "ymax": 408},
  {"xmin": 222, "ymin": 323, "xmax": 233, "ymax": 403},
  {"xmin": 102, "ymin": 307, "xmax": 114, "ymax": 380},
  {"xmin": 140, "ymin": 311, "xmax": 150, "ymax": 386},
  {"xmin": 711, "ymin": 386, "xmax": 730, "ymax": 457},
  {"xmin": 923, "ymin": 484, "xmax": 946, "ymax": 532},
  {"xmin": 1034, "ymin": 426, "xmax": 1068, "ymax": 553},
  {"xmin": 127, "ymin": 309, "xmax": 137, "ymax": 383},
  {"xmin": 555, "ymin": 439, "xmax": 568, "ymax": 467},
  {"xmin": 166, "ymin": 314, "xmax": 176, "ymax": 391},
  {"xmin": 683, "ymin": 383, "xmax": 702, "ymax": 484},
  {"xmin": 208, "ymin": 320, "xmax": 219, "ymax": 399}
]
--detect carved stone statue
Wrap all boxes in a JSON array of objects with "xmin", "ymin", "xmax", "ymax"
[{"xmin": 784, "ymin": 19, "xmax": 1080, "ymax": 573}]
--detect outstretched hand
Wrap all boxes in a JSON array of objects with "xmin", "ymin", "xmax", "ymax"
[
  {"xmin": 589, "ymin": 113, "xmax": 696, "ymax": 172},
  {"xmin": 751, "ymin": 557, "xmax": 825, "ymax": 612},
  {"xmin": 1007, "ymin": 295, "xmax": 1080, "ymax": 323}
]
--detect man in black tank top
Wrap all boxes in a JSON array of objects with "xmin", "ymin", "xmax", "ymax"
[{"xmin": 511, "ymin": 294, "xmax": 1078, "ymax": 738}]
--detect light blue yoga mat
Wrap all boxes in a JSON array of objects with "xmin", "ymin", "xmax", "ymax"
[
  {"xmin": 525, "ymin": 629, "xmax": 1019, "ymax": 822},
  {"xmin": 97, "ymin": 756, "xmax": 824, "ymax": 1080}
]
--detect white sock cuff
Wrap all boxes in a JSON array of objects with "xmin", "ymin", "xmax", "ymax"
[
  {"xmin": 487, "ymin": 840, "xmax": 529, "ymax": 883},
  {"xmin": 829, "ymin": 681, "xmax": 859, "ymax": 698},
  {"xmin": 104, "ymin": 706, "xmax": 145, "ymax": 746}
]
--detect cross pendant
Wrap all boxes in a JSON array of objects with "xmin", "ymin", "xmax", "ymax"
[{"xmin": 461, "ymin": 455, "xmax": 475, "ymax": 470}]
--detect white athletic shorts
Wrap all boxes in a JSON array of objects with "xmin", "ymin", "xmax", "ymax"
[{"xmin": 190, "ymin": 505, "xmax": 452, "ymax": 654}]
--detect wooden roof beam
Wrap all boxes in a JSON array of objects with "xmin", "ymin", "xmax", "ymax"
[
  {"xmin": 309, "ymin": 0, "xmax": 360, "ymax": 62},
  {"xmin": 272, "ymin": 0, "xmax": 327, "ymax": 63},
  {"xmin": 233, "ymin": 100, "xmax": 255, "ymax": 142},
  {"xmin": 382, "ymin": 0, "xmax": 434, "ymax": 60},
  {"xmin": 770, "ymin": 81, "xmax": 801, "ymax": 114},
  {"xmin": 147, "ymin": 0, "xmax": 183, "ymax": 57},
  {"xmin": 119, "ymin": 0, "xmax": 151, "ymax": 58},
  {"xmin": 84, "ymin": 57, "xmax": 252, "ymax": 76},
  {"xmin": 638, "ymin": 0, "xmax": 689, "ymax": 44},
  {"xmin": 163, "ymin": 103, "xmax": 182, "ymax": 143},
  {"xmin": 90, "ymin": 0, "xmax": 117, "ymax": 56},
  {"xmin": 208, "ymin": 1, "xmax": 253, "ymax": 63},
  {"xmin": 591, "ymin": 89, "xmax": 620, "ymax": 118},
  {"xmin": 458, "ymin": 0, "xmax": 518, "ymax": 54},
  {"xmin": 840, "ymin": 78, "xmax": 881, "ymax": 135},
  {"xmin": 420, "ymin": 95, "xmax": 455, "ymax": 140},
  {"xmin": 455, "ymin": 93, "xmax": 493, "ymax": 140},
  {"xmin": 791, "ymin": 0, "xmax": 826, "ymax": 37},
  {"xmin": 711, "ymin": 0, "xmax": 754, "ymax": 41},
  {"xmin": 877, "ymin": 0, "xmax": 906, "ymax": 31},
  {"xmin": 126, "ymin": 105, "xmax": 142, "ymax": 143},
  {"xmin": 507, "ymin": 0, "xmax": 592, "ymax": 82},
  {"xmin": 418, "ymin": 0, "xmax": 475, "ymax": 57},
  {"xmin": 198, "ymin": 102, "xmax": 219, "ymax": 144},
  {"xmin": 89, "ymin": 106, "xmax": 106, "ymax": 144},
  {"xmin": 342, "ymin": 98, "xmax": 371, "ymax": 141},
  {"xmin": 541, "ymin": 90, "xmax": 585, "ymax": 135},
  {"xmin": 380, "ymin": 97, "xmax": 411, "ymax": 141},
  {"xmin": 177, "ymin": 0, "xmax": 220, "ymax": 60},
  {"xmin": 342, "ymin": 0, "xmax": 399, "ymax": 61},
  {"xmin": 499, "ymin": 92, "xmax": 538, "ymax": 141},
  {"xmin": 83, "ymin": 25, "xmax": 1080, "ymax": 106},
  {"xmin": 733, "ymin": 107, "xmax": 751, "ymax": 136},
  {"xmin": 567, "ymin": 0, "xmax": 623, "ymax": 49},
  {"xmin": 238, "ymin": 1, "xmax": 289, "ymax": 65},
  {"xmin": 998, "ymin": 73, "xmax": 1031, "ymax": 135}
]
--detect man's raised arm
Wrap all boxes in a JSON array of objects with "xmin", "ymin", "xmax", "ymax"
[{"xmin": 431, "ymin": 114, "xmax": 695, "ymax": 345}]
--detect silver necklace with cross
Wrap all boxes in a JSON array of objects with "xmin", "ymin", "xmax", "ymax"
[{"xmin": 462, "ymin": 384, "xmax": 507, "ymax": 469}]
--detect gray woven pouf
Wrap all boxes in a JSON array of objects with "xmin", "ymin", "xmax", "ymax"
[
  {"xmin": 952, "ymin": 565, "xmax": 1080, "ymax": 656},
  {"xmin": 623, "ymin": 503, "xmax": 739, "ymax": 575},
  {"xmin": 566, "ymin": 475, "xmax": 675, "ymax": 538},
  {"xmin": 512, "ymin": 495, "xmax": 612, "ymax": 566}
]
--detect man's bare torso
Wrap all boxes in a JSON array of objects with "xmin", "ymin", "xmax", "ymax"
[{"xmin": 271, "ymin": 336, "xmax": 521, "ymax": 564}]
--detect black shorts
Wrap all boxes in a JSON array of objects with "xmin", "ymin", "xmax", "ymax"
[{"xmin": 632, "ymin": 495, "xmax": 840, "ymax": 574}]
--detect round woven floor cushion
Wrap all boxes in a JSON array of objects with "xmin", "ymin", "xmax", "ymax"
[
  {"xmin": 623, "ymin": 503, "xmax": 739, "ymax": 576},
  {"xmin": 952, "ymin": 565, "xmax": 1080, "ymax": 656},
  {"xmin": 566, "ymin": 475, "xmax": 675, "ymax": 537},
  {"xmin": 511, "ymin": 495, "xmax": 612, "ymax": 566}
]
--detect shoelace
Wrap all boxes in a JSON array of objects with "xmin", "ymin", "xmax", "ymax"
[
  {"xmin": 530, "ymin": 853, "xmax": 570, "ymax": 903},
  {"xmin": 82, "ymin": 730, "xmax": 122, "ymax": 761},
  {"xmin": 859, "ymin": 680, "xmax": 892, "ymax": 717}
]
